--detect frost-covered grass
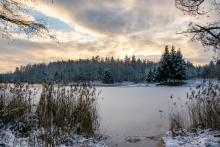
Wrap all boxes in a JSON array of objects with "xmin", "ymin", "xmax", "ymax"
[
  {"xmin": 169, "ymin": 80, "xmax": 220, "ymax": 132},
  {"xmin": 164, "ymin": 80, "xmax": 220, "ymax": 147},
  {"xmin": 0, "ymin": 129, "xmax": 107, "ymax": 147},
  {"xmin": 0, "ymin": 83, "xmax": 37, "ymax": 126},
  {"xmin": 163, "ymin": 129, "xmax": 220, "ymax": 147},
  {"xmin": 0, "ymin": 83, "xmax": 105, "ymax": 147}
]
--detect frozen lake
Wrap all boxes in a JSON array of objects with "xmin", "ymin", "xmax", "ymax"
[{"xmin": 97, "ymin": 86, "xmax": 191, "ymax": 147}]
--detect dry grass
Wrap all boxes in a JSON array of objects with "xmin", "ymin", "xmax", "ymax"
[
  {"xmin": 169, "ymin": 80, "xmax": 220, "ymax": 135},
  {"xmin": 0, "ymin": 83, "xmax": 100, "ymax": 146},
  {"xmin": 187, "ymin": 81, "xmax": 220, "ymax": 130},
  {"xmin": 0, "ymin": 83, "xmax": 35, "ymax": 125},
  {"xmin": 36, "ymin": 83, "xmax": 99, "ymax": 145}
]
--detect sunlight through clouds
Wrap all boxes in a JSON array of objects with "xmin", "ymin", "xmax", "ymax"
[{"xmin": 0, "ymin": 0, "xmax": 215, "ymax": 72}]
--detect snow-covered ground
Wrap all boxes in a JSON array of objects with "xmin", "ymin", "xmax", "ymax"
[
  {"xmin": 0, "ymin": 129, "xmax": 107, "ymax": 147},
  {"xmin": 163, "ymin": 129, "xmax": 220, "ymax": 147}
]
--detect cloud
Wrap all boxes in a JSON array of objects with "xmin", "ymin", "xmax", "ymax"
[{"xmin": 0, "ymin": 0, "xmax": 215, "ymax": 72}]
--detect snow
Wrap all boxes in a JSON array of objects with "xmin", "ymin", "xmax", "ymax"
[
  {"xmin": 163, "ymin": 130, "xmax": 220, "ymax": 147},
  {"xmin": 0, "ymin": 129, "xmax": 107, "ymax": 147},
  {"xmin": 88, "ymin": 79, "xmax": 205, "ymax": 87},
  {"xmin": 0, "ymin": 130, "xmax": 16, "ymax": 146},
  {"xmin": 0, "ymin": 113, "xmax": 107, "ymax": 147}
]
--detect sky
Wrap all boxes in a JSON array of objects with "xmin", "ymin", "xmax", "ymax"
[{"xmin": 0, "ymin": 0, "xmax": 215, "ymax": 73}]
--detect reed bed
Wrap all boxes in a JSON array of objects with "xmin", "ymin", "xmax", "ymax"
[
  {"xmin": 169, "ymin": 80, "xmax": 220, "ymax": 135},
  {"xmin": 0, "ymin": 83, "xmax": 100, "ymax": 146}
]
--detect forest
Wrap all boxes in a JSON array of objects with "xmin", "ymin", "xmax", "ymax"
[{"xmin": 1, "ymin": 46, "xmax": 220, "ymax": 84}]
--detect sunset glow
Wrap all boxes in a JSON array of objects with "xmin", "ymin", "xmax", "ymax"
[{"xmin": 0, "ymin": 0, "xmax": 214, "ymax": 73}]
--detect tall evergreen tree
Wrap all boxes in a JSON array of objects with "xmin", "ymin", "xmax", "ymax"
[
  {"xmin": 146, "ymin": 69, "xmax": 154, "ymax": 82},
  {"xmin": 157, "ymin": 46, "xmax": 170, "ymax": 82},
  {"xmin": 146, "ymin": 68, "xmax": 157, "ymax": 82},
  {"xmin": 172, "ymin": 49, "xmax": 186, "ymax": 81},
  {"xmin": 216, "ymin": 60, "xmax": 220, "ymax": 80},
  {"xmin": 103, "ymin": 69, "xmax": 114, "ymax": 84},
  {"xmin": 157, "ymin": 46, "xmax": 186, "ymax": 82}
]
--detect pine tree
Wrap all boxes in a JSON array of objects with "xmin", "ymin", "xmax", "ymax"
[
  {"xmin": 208, "ymin": 61, "xmax": 216, "ymax": 78},
  {"xmin": 131, "ymin": 55, "xmax": 136, "ymax": 67},
  {"xmin": 157, "ymin": 46, "xmax": 170, "ymax": 82},
  {"xmin": 156, "ymin": 46, "xmax": 186, "ymax": 82},
  {"xmin": 169, "ymin": 46, "xmax": 177, "ymax": 80},
  {"xmin": 173, "ymin": 49, "xmax": 186, "ymax": 81},
  {"xmin": 103, "ymin": 69, "xmax": 114, "ymax": 84},
  {"xmin": 146, "ymin": 68, "xmax": 158, "ymax": 82},
  {"xmin": 146, "ymin": 69, "xmax": 154, "ymax": 82},
  {"xmin": 0, "ymin": 74, "xmax": 3, "ymax": 83},
  {"xmin": 216, "ymin": 60, "xmax": 220, "ymax": 79}
]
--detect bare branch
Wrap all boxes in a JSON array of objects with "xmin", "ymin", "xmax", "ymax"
[
  {"xmin": 175, "ymin": 0, "xmax": 205, "ymax": 15},
  {"xmin": 176, "ymin": 0, "xmax": 220, "ymax": 52},
  {"xmin": 0, "ymin": 0, "xmax": 54, "ymax": 39}
]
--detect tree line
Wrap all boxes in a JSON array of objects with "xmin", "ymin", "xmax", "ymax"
[
  {"xmin": 0, "ymin": 46, "xmax": 219, "ymax": 84},
  {"xmin": 0, "ymin": 55, "xmax": 155, "ymax": 83}
]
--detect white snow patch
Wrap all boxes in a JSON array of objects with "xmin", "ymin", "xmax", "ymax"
[
  {"xmin": 0, "ymin": 130, "xmax": 107, "ymax": 147},
  {"xmin": 163, "ymin": 130, "xmax": 220, "ymax": 147}
]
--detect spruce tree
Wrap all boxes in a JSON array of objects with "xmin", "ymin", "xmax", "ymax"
[
  {"xmin": 146, "ymin": 68, "xmax": 158, "ymax": 82},
  {"xmin": 169, "ymin": 46, "xmax": 177, "ymax": 80},
  {"xmin": 157, "ymin": 46, "xmax": 170, "ymax": 82},
  {"xmin": 103, "ymin": 69, "xmax": 114, "ymax": 84},
  {"xmin": 157, "ymin": 46, "xmax": 186, "ymax": 82},
  {"xmin": 146, "ymin": 69, "xmax": 154, "ymax": 82},
  {"xmin": 216, "ymin": 60, "xmax": 220, "ymax": 79},
  {"xmin": 173, "ymin": 49, "xmax": 186, "ymax": 81}
]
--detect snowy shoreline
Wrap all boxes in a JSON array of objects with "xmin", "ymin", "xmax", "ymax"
[
  {"xmin": 67, "ymin": 79, "xmax": 205, "ymax": 87},
  {"xmin": 0, "ymin": 79, "xmax": 207, "ymax": 88},
  {"xmin": 2, "ymin": 128, "xmax": 220, "ymax": 147},
  {"xmin": 0, "ymin": 129, "xmax": 107, "ymax": 147},
  {"xmin": 163, "ymin": 129, "xmax": 220, "ymax": 147}
]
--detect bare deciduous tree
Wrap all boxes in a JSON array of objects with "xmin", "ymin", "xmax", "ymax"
[
  {"xmin": 0, "ymin": 0, "xmax": 53, "ymax": 39},
  {"xmin": 175, "ymin": 0, "xmax": 220, "ymax": 51}
]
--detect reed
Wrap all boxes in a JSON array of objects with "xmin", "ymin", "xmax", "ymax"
[{"xmin": 169, "ymin": 80, "xmax": 220, "ymax": 135}]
